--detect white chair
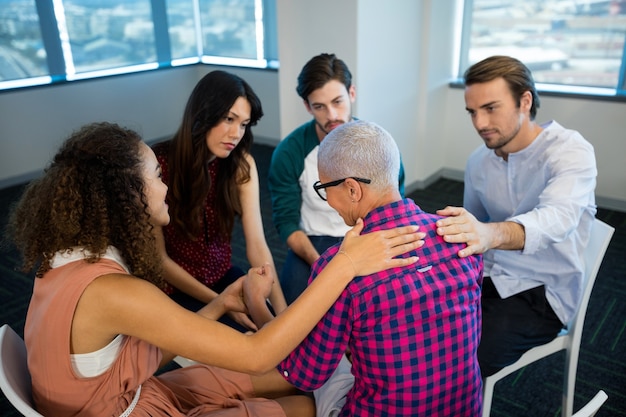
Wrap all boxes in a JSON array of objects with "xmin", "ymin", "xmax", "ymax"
[
  {"xmin": 572, "ymin": 390, "xmax": 608, "ymax": 417},
  {"xmin": 0, "ymin": 324, "xmax": 44, "ymax": 416},
  {"xmin": 482, "ymin": 218, "xmax": 615, "ymax": 417},
  {"xmin": 173, "ymin": 356, "xmax": 198, "ymax": 367}
]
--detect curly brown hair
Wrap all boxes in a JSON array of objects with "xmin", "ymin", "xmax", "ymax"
[{"xmin": 7, "ymin": 122, "xmax": 163, "ymax": 286}]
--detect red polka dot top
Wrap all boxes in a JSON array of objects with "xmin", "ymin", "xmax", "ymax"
[{"xmin": 153, "ymin": 141, "xmax": 232, "ymax": 294}]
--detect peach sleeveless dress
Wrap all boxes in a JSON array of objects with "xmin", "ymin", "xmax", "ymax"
[{"xmin": 24, "ymin": 255, "xmax": 285, "ymax": 417}]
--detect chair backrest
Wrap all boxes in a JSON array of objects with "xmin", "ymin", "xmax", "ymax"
[
  {"xmin": 567, "ymin": 219, "xmax": 614, "ymax": 341},
  {"xmin": 0, "ymin": 324, "xmax": 44, "ymax": 416},
  {"xmin": 571, "ymin": 390, "xmax": 608, "ymax": 417}
]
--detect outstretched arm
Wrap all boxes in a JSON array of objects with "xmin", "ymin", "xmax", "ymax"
[
  {"xmin": 238, "ymin": 154, "xmax": 288, "ymax": 314},
  {"xmin": 244, "ymin": 219, "xmax": 426, "ymax": 329},
  {"xmin": 76, "ymin": 220, "xmax": 424, "ymax": 375},
  {"xmin": 154, "ymin": 225, "xmax": 258, "ymax": 330}
]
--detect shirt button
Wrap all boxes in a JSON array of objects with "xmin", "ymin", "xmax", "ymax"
[{"xmin": 283, "ymin": 370, "xmax": 289, "ymax": 377}]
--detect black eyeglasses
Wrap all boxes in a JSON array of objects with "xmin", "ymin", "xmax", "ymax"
[{"xmin": 313, "ymin": 177, "xmax": 371, "ymax": 201}]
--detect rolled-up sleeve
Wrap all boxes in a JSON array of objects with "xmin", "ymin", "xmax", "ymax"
[{"xmin": 510, "ymin": 139, "xmax": 596, "ymax": 255}]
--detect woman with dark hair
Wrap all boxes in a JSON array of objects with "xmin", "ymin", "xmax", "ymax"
[
  {"xmin": 153, "ymin": 70, "xmax": 285, "ymax": 329},
  {"xmin": 8, "ymin": 121, "xmax": 423, "ymax": 416}
]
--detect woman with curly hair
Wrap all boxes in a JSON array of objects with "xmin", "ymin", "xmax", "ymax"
[
  {"xmin": 7, "ymin": 122, "xmax": 423, "ymax": 417},
  {"xmin": 152, "ymin": 70, "xmax": 286, "ymax": 329}
]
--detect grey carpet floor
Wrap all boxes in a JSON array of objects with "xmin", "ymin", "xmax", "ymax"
[{"xmin": 1, "ymin": 143, "xmax": 624, "ymax": 416}]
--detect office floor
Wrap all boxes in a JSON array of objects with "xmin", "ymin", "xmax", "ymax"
[{"xmin": 1, "ymin": 143, "xmax": 625, "ymax": 416}]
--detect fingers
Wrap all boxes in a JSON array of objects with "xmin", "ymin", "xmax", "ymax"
[
  {"xmin": 346, "ymin": 218, "xmax": 364, "ymax": 237},
  {"xmin": 248, "ymin": 265, "xmax": 265, "ymax": 276},
  {"xmin": 385, "ymin": 227, "xmax": 425, "ymax": 248},
  {"xmin": 387, "ymin": 255, "xmax": 420, "ymax": 268},
  {"xmin": 436, "ymin": 216, "xmax": 467, "ymax": 229},
  {"xmin": 435, "ymin": 206, "xmax": 464, "ymax": 217},
  {"xmin": 387, "ymin": 238, "xmax": 424, "ymax": 259},
  {"xmin": 233, "ymin": 312, "xmax": 257, "ymax": 332},
  {"xmin": 383, "ymin": 224, "xmax": 419, "ymax": 238},
  {"xmin": 440, "ymin": 230, "xmax": 470, "ymax": 244}
]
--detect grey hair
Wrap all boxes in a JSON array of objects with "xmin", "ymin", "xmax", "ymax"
[{"xmin": 318, "ymin": 120, "xmax": 400, "ymax": 193}]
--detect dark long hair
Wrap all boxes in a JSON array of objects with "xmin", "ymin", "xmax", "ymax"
[
  {"xmin": 166, "ymin": 70, "xmax": 263, "ymax": 240},
  {"xmin": 7, "ymin": 122, "xmax": 163, "ymax": 285}
]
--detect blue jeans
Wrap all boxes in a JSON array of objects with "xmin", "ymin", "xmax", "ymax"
[{"xmin": 279, "ymin": 235, "xmax": 344, "ymax": 304}]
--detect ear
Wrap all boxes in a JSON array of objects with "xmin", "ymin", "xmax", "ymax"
[
  {"xmin": 344, "ymin": 177, "xmax": 364, "ymax": 202},
  {"xmin": 348, "ymin": 85, "xmax": 356, "ymax": 103},
  {"xmin": 304, "ymin": 99, "xmax": 313, "ymax": 115},
  {"xmin": 520, "ymin": 90, "xmax": 533, "ymax": 114}
]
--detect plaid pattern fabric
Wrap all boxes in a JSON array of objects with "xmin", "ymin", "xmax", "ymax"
[{"xmin": 277, "ymin": 199, "xmax": 483, "ymax": 416}]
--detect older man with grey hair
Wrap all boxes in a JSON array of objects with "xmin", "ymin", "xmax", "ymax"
[{"xmin": 276, "ymin": 120, "xmax": 484, "ymax": 417}]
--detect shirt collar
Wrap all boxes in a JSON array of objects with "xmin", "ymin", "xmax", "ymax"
[{"xmin": 51, "ymin": 246, "xmax": 130, "ymax": 273}]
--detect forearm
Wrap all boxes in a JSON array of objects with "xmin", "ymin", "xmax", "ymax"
[
  {"xmin": 156, "ymin": 226, "xmax": 218, "ymax": 304},
  {"xmin": 246, "ymin": 292, "xmax": 276, "ymax": 329},
  {"xmin": 246, "ymin": 243, "xmax": 287, "ymax": 314},
  {"xmin": 162, "ymin": 258, "xmax": 218, "ymax": 304},
  {"xmin": 268, "ymin": 278, "xmax": 288, "ymax": 314},
  {"xmin": 196, "ymin": 294, "xmax": 228, "ymax": 321},
  {"xmin": 488, "ymin": 221, "xmax": 525, "ymax": 250},
  {"xmin": 286, "ymin": 230, "xmax": 320, "ymax": 265},
  {"xmin": 248, "ymin": 255, "xmax": 356, "ymax": 369}
]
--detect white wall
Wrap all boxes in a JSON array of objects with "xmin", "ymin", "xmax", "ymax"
[
  {"xmin": 275, "ymin": 0, "xmax": 626, "ymax": 211},
  {"xmin": 441, "ymin": 88, "xmax": 626, "ymax": 210},
  {"xmin": 0, "ymin": 0, "xmax": 624, "ymax": 210},
  {"xmin": 276, "ymin": 0, "xmax": 457, "ymax": 193},
  {"xmin": 0, "ymin": 65, "xmax": 280, "ymax": 187},
  {"xmin": 276, "ymin": 0, "xmax": 359, "ymax": 136}
]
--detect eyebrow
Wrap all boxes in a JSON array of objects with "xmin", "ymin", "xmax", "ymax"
[
  {"xmin": 227, "ymin": 110, "xmax": 251, "ymax": 123},
  {"xmin": 466, "ymin": 100, "xmax": 499, "ymax": 112},
  {"xmin": 311, "ymin": 94, "xmax": 344, "ymax": 106}
]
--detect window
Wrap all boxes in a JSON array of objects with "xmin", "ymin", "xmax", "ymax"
[
  {"xmin": 0, "ymin": 1, "xmax": 48, "ymax": 87},
  {"xmin": 0, "ymin": 0, "xmax": 277, "ymax": 91},
  {"xmin": 459, "ymin": 0, "xmax": 626, "ymax": 96},
  {"xmin": 63, "ymin": 0, "xmax": 157, "ymax": 76}
]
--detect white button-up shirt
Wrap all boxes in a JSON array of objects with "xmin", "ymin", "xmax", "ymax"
[{"xmin": 464, "ymin": 120, "xmax": 597, "ymax": 325}]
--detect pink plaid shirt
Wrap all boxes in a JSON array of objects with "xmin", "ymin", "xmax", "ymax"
[{"xmin": 277, "ymin": 199, "xmax": 483, "ymax": 416}]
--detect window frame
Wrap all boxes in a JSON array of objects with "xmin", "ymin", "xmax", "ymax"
[
  {"xmin": 0, "ymin": 0, "xmax": 278, "ymax": 92},
  {"xmin": 456, "ymin": 0, "xmax": 626, "ymax": 101}
]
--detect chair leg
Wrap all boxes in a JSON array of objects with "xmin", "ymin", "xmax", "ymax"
[
  {"xmin": 562, "ymin": 345, "xmax": 581, "ymax": 417},
  {"xmin": 482, "ymin": 377, "xmax": 495, "ymax": 417}
]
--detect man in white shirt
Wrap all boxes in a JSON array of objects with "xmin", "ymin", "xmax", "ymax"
[
  {"xmin": 268, "ymin": 53, "xmax": 405, "ymax": 304},
  {"xmin": 436, "ymin": 55, "xmax": 597, "ymax": 377}
]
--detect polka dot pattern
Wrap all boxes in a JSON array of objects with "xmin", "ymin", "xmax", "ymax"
[{"xmin": 154, "ymin": 143, "xmax": 231, "ymax": 294}]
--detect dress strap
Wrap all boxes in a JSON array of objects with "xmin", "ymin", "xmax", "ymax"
[{"xmin": 119, "ymin": 385, "xmax": 141, "ymax": 417}]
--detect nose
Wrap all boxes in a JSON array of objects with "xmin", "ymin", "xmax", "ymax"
[
  {"xmin": 229, "ymin": 123, "xmax": 243, "ymax": 138},
  {"xmin": 473, "ymin": 112, "xmax": 488, "ymax": 130},
  {"xmin": 327, "ymin": 105, "xmax": 339, "ymax": 121}
]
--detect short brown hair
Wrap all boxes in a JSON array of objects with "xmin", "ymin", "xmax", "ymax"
[
  {"xmin": 464, "ymin": 55, "xmax": 540, "ymax": 120},
  {"xmin": 296, "ymin": 53, "xmax": 352, "ymax": 101}
]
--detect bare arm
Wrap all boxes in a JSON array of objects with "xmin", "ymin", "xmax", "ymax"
[
  {"xmin": 238, "ymin": 154, "xmax": 287, "ymax": 314},
  {"xmin": 243, "ymin": 263, "xmax": 276, "ymax": 328},
  {"xmin": 73, "ymin": 221, "xmax": 424, "ymax": 375},
  {"xmin": 286, "ymin": 230, "xmax": 320, "ymax": 265},
  {"xmin": 154, "ymin": 225, "xmax": 257, "ymax": 330},
  {"xmin": 435, "ymin": 206, "xmax": 525, "ymax": 257}
]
